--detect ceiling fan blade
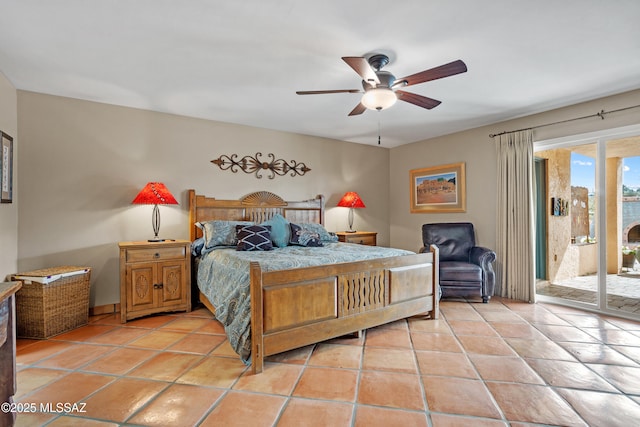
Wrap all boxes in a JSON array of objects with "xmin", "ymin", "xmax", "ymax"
[
  {"xmin": 348, "ymin": 102, "xmax": 367, "ymax": 116},
  {"xmin": 397, "ymin": 60, "xmax": 467, "ymax": 87},
  {"xmin": 296, "ymin": 89, "xmax": 361, "ymax": 95},
  {"xmin": 342, "ymin": 56, "xmax": 380, "ymax": 84},
  {"xmin": 396, "ymin": 90, "xmax": 442, "ymax": 109}
]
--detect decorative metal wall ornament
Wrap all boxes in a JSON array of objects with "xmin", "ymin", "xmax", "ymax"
[{"xmin": 211, "ymin": 152, "xmax": 311, "ymax": 179}]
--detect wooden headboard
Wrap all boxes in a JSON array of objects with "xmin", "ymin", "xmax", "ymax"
[{"xmin": 188, "ymin": 189, "xmax": 325, "ymax": 241}]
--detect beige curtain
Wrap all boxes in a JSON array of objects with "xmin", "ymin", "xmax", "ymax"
[{"xmin": 495, "ymin": 130, "xmax": 536, "ymax": 302}]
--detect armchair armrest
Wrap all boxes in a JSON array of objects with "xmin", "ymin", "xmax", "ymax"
[
  {"xmin": 470, "ymin": 246, "xmax": 496, "ymax": 297},
  {"xmin": 470, "ymin": 246, "xmax": 496, "ymax": 267}
]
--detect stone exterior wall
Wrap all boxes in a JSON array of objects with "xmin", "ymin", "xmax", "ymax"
[
  {"xmin": 623, "ymin": 198, "xmax": 640, "ymax": 246},
  {"xmin": 538, "ymin": 148, "xmax": 574, "ymax": 281}
]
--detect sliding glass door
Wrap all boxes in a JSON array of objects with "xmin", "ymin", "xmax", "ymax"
[
  {"xmin": 534, "ymin": 124, "xmax": 640, "ymax": 321},
  {"xmin": 535, "ymin": 141, "xmax": 599, "ymax": 308},
  {"xmin": 604, "ymin": 138, "xmax": 640, "ymax": 315}
]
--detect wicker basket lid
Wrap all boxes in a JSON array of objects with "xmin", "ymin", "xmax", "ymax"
[{"xmin": 15, "ymin": 266, "xmax": 90, "ymax": 277}]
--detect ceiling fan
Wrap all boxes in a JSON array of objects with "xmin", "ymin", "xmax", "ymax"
[{"xmin": 296, "ymin": 54, "xmax": 467, "ymax": 116}]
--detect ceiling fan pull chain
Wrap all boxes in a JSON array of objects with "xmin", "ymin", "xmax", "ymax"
[{"xmin": 377, "ymin": 112, "xmax": 380, "ymax": 145}]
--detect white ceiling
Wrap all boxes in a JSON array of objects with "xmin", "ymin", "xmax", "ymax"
[{"xmin": 1, "ymin": 1, "xmax": 639, "ymax": 147}]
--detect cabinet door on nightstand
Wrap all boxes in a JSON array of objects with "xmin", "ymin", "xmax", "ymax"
[
  {"xmin": 159, "ymin": 261, "xmax": 187, "ymax": 306},
  {"xmin": 127, "ymin": 263, "xmax": 156, "ymax": 310}
]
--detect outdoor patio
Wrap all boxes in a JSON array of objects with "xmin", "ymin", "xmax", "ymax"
[{"xmin": 536, "ymin": 267, "xmax": 640, "ymax": 315}]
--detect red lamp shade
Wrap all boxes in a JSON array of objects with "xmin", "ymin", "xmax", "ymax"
[
  {"xmin": 132, "ymin": 182, "xmax": 178, "ymax": 242},
  {"xmin": 131, "ymin": 182, "xmax": 178, "ymax": 206},
  {"xmin": 337, "ymin": 191, "xmax": 366, "ymax": 209},
  {"xmin": 337, "ymin": 191, "xmax": 365, "ymax": 233}
]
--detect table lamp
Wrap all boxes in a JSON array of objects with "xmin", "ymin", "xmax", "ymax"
[{"xmin": 337, "ymin": 191, "xmax": 365, "ymax": 233}]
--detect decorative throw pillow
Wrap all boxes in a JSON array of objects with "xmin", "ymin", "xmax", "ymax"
[
  {"xmin": 289, "ymin": 222, "xmax": 323, "ymax": 247},
  {"xmin": 236, "ymin": 225, "xmax": 273, "ymax": 251},
  {"xmin": 298, "ymin": 222, "xmax": 338, "ymax": 242},
  {"xmin": 200, "ymin": 220, "xmax": 253, "ymax": 248},
  {"xmin": 260, "ymin": 213, "xmax": 290, "ymax": 248}
]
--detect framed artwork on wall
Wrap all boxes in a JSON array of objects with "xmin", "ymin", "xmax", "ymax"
[
  {"xmin": 1, "ymin": 132, "xmax": 13, "ymax": 203},
  {"xmin": 410, "ymin": 162, "xmax": 466, "ymax": 213}
]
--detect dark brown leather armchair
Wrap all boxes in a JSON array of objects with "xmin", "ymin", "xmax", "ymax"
[{"xmin": 420, "ymin": 222, "xmax": 496, "ymax": 303}]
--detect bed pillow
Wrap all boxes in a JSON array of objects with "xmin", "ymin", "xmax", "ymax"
[
  {"xmin": 191, "ymin": 237, "xmax": 205, "ymax": 257},
  {"xmin": 200, "ymin": 220, "xmax": 254, "ymax": 248},
  {"xmin": 298, "ymin": 222, "xmax": 339, "ymax": 242},
  {"xmin": 236, "ymin": 225, "xmax": 273, "ymax": 251},
  {"xmin": 260, "ymin": 213, "xmax": 290, "ymax": 248},
  {"xmin": 289, "ymin": 222, "xmax": 324, "ymax": 247}
]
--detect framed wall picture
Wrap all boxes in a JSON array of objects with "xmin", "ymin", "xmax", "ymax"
[
  {"xmin": 410, "ymin": 162, "xmax": 466, "ymax": 213},
  {"xmin": 1, "ymin": 132, "xmax": 13, "ymax": 203}
]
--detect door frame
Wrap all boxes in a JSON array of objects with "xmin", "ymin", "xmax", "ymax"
[{"xmin": 534, "ymin": 157, "xmax": 547, "ymax": 280}]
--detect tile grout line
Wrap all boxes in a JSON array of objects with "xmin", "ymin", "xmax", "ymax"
[
  {"xmin": 349, "ymin": 332, "xmax": 365, "ymax": 427},
  {"xmin": 454, "ymin": 302, "xmax": 509, "ymax": 423},
  {"xmin": 407, "ymin": 315, "xmax": 434, "ymax": 426}
]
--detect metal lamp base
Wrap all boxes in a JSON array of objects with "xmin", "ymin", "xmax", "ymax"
[
  {"xmin": 148, "ymin": 204, "xmax": 170, "ymax": 242},
  {"xmin": 345, "ymin": 207, "xmax": 357, "ymax": 233}
]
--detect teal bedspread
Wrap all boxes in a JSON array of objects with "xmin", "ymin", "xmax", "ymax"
[{"xmin": 196, "ymin": 242, "xmax": 414, "ymax": 363}]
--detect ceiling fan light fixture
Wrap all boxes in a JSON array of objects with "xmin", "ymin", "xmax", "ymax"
[{"xmin": 361, "ymin": 88, "xmax": 397, "ymax": 111}]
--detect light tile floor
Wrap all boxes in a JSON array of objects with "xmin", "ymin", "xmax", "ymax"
[{"xmin": 13, "ymin": 298, "xmax": 640, "ymax": 426}]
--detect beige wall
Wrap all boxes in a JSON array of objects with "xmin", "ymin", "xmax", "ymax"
[
  {"xmin": 389, "ymin": 89, "xmax": 640, "ymax": 258},
  {"xmin": 390, "ymin": 127, "xmax": 497, "ymax": 252},
  {"xmin": 15, "ymin": 88, "xmax": 640, "ymax": 307},
  {"xmin": 17, "ymin": 91, "xmax": 390, "ymax": 307},
  {"xmin": 0, "ymin": 72, "xmax": 18, "ymax": 280}
]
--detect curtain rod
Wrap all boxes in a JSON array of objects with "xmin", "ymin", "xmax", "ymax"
[{"xmin": 488, "ymin": 104, "xmax": 640, "ymax": 138}]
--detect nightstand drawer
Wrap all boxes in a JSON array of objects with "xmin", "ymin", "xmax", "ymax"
[
  {"xmin": 125, "ymin": 246, "xmax": 186, "ymax": 262},
  {"xmin": 343, "ymin": 234, "xmax": 376, "ymax": 245},
  {"xmin": 336, "ymin": 231, "xmax": 377, "ymax": 246}
]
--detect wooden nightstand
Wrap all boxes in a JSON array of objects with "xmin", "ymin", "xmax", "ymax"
[
  {"xmin": 119, "ymin": 240, "xmax": 191, "ymax": 323},
  {"xmin": 336, "ymin": 231, "xmax": 377, "ymax": 246}
]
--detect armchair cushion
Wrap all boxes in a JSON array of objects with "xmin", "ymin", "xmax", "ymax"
[{"xmin": 439, "ymin": 261, "xmax": 482, "ymax": 283}]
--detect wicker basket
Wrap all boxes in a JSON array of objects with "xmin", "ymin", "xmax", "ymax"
[{"xmin": 11, "ymin": 266, "xmax": 91, "ymax": 339}]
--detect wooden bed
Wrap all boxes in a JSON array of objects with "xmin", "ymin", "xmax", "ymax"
[{"xmin": 188, "ymin": 189, "xmax": 439, "ymax": 374}]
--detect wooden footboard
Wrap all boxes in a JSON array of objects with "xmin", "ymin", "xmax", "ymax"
[{"xmin": 249, "ymin": 248, "xmax": 438, "ymax": 374}]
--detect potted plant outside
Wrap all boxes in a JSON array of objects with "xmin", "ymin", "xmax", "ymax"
[{"xmin": 622, "ymin": 246, "xmax": 637, "ymax": 269}]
